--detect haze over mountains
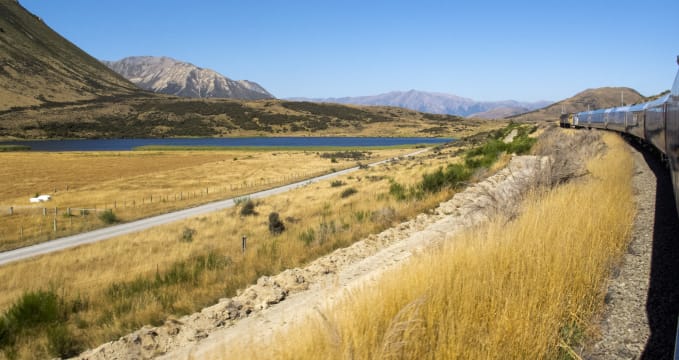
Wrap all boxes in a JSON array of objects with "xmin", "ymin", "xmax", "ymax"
[
  {"xmin": 289, "ymin": 91, "xmax": 552, "ymax": 118},
  {"xmin": 103, "ymin": 56, "xmax": 274, "ymax": 100}
]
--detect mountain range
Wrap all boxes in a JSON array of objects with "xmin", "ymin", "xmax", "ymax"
[
  {"xmin": 103, "ymin": 56, "xmax": 273, "ymax": 100},
  {"xmin": 289, "ymin": 91, "xmax": 552, "ymax": 118},
  {"xmin": 0, "ymin": 0, "xmax": 654, "ymax": 140},
  {"xmin": 0, "ymin": 0, "xmax": 141, "ymax": 112}
]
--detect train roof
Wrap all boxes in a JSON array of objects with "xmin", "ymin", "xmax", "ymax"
[{"xmin": 576, "ymin": 94, "xmax": 670, "ymax": 116}]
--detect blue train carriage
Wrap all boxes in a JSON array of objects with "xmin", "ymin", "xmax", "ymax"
[
  {"xmin": 668, "ymin": 61, "xmax": 679, "ymax": 215},
  {"xmin": 604, "ymin": 105, "xmax": 630, "ymax": 132},
  {"xmin": 642, "ymin": 93, "xmax": 671, "ymax": 154}
]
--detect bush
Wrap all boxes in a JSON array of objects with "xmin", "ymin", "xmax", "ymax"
[
  {"xmin": 233, "ymin": 196, "xmax": 250, "ymax": 205},
  {"xmin": 47, "ymin": 324, "xmax": 81, "ymax": 358},
  {"xmin": 268, "ymin": 212, "xmax": 285, "ymax": 235},
  {"xmin": 180, "ymin": 227, "xmax": 196, "ymax": 242},
  {"xmin": 340, "ymin": 187, "xmax": 358, "ymax": 198},
  {"xmin": 240, "ymin": 200, "xmax": 257, "ymax": 216},
  {"xmin": 330, "ymin": 180, "xmax": 345, "ymax": 187},
  {"xmin": 299, "ymin": 228, "xmax": 315, "ymax": 246},
  {"xmin": 389, "ymin": 180, "xmax": 409, "ymax": 201},
  {"xmin": 98, "ymin": 209, "xmax": 119, "ymax": 224},
  {"xmin": 5, "ymin": 290, "xmax": 61, "ymax": 328}
]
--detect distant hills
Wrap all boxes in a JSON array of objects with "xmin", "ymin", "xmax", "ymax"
[
  {"xmin": 0, "ymin": 0, "xmax": 658, "ymax": 140},
  {"xmin": 0, "ymin": 0, "xmax": 141, "ymax": 112},
  {"xmin": 103, "ymin": 56, "xmax": 274, "ymax": 100},
  {"xmin": 289, "ymin": 90, "xmax": 552, "ymax": 118},
  {"xmin": 508, "ymin": 87, "xmax": 645, "ymax": 122}
]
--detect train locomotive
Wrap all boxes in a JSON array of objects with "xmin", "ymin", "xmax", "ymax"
[{"xmin": 560, "ymin": 56, "xmax": 679, "ymax": 215}]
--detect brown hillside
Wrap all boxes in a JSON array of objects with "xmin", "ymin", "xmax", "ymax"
[
  {"xmin": 0, "ymin": 0, "xmax": 142, "ymax": 111},
  {"xmin": 508, "ymin": 87, "xmax": 645, "ymax": 122}
]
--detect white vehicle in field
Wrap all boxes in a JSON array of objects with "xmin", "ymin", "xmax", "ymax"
[{"xmin": 29, "ymin": 194, "xmax": 52, "ymax": 203}]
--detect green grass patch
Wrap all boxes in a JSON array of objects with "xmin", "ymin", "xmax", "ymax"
[
  {"xmin": 0, "ymin": 145, "xmax": 31, "ymax": 152},
  {"xmin": 391, "ymin": 123, "xmax": 536, "ymax": 200}
]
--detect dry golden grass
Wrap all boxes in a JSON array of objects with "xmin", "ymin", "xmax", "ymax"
[
  {"xmin": 0, "ymin": 141, "xmax": 469, "ymax": 358},
  {"xmin": 0, "ymin": 148, "xmax": 412, "ymax": 250},
  {"xmin": 221, "ymin": 132, "xmax": 635, "ymax": 359}
]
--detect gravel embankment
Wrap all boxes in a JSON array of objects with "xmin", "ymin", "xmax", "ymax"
[{"xmin": 584, "ymin": 141, "xmax": 679, "ymax": 359}]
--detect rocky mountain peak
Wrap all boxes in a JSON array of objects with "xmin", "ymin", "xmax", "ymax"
[{"xmin": 103, "ymin": 56, "xmax": 274, "ymax": 100}]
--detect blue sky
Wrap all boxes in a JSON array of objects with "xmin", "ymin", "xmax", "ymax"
[{"xmin": 20, "ymin": 0, "xmax": 679, "ymax": 102}]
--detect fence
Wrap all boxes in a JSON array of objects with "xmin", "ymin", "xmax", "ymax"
[{"xmin": 0, "ymin": 170, "xmax": 329, "ymax": 248}]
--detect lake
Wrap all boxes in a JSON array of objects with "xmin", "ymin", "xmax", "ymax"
[{"xmin": 0, "ymin": 137, "xmax": 453, "ymax": 152}]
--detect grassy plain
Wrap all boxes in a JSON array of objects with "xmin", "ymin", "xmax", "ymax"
[
  {"xmin": 0, "ymin": 147, "xmax": 413, "ymax": 251},
  {"xmin": 0, "ymin": 123, "xmax": 521, "ymax": 358},
  {"xmin": 0, "ymin": 159, "xmax": 453, "ymax": 357},
  {"xmin": 223, "ymin": 132, "xmax": 635, "ymax": 359}
]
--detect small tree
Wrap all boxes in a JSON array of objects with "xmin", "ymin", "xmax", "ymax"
[
  {"xmin": 268, "ymin": 212, "xmax": 285, "ymax": 235},
  {"xmin": 240, "ymin": 200, "xmax": 257, "ymax": 216}
]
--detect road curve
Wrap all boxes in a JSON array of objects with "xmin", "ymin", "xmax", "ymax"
[{"xmin": 0, "ymin": 149, "xmax": 429, "ymax": 267}]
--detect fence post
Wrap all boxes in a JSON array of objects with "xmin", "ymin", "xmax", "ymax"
[
  {"xmin": 8, "ymin": 207, "xmax": 12, "ymax": 215},
  {"xmin": 67, "ymin": 208, "xmax": 71, "ymax": 216},
  {"xmin": 53, "ymin": 218, "xmax": 57, "ymax": 233},
  {"xmin": 19, "ymin": 226, "xmax": 23, "ymax": 241},
  {"xmin": 242, "ymin": 236, "xmax": 247, "ymax": 254},
  {"xmin": 43, "ymin": 208, "xmax": 47, "ymax": 216}
]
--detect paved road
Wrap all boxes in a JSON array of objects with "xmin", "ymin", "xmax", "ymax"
[{"xmin": 0, "ymin": 149, "xmax": 428, "ymax": 267}]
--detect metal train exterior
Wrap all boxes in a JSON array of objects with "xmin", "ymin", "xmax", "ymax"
[{"xmin": 560, "ymin": 58, "xmax": 679, "ymax": 214}]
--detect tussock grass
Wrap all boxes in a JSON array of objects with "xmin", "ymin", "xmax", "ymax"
[
  {"xmin": 0, "ymin": 148, "xmax": 410, "ymax": 250},
  {"xmin": 0, "ymin": 144, "xmax": 460, "ymax": 358},
  {"xmin": 222, "ymin": 132, "xmax": 634, "ymax": 359}
]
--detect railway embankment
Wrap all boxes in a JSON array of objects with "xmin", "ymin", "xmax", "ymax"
[{"xmin": 584, "ymin": 139, "xmax": 679, "ymax": 359}]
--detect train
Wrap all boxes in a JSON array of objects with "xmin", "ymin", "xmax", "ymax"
[{"xmin": 560, "ymin": 56, "xmax": 679, "ymax": 215}]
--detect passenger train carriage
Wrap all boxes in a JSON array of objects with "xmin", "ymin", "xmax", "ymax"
[{"xmin": 560, "ymin": 57, "xmax": 679, "ymax": 215}]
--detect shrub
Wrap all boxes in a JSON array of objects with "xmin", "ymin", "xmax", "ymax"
[
  {"xmin": 268, "ymin": 212, "xmax": 285, "ymax": 235},
  {"xmin": 331, "ymin": 180, "xmax": 345, "ymax": 187},
  {"xmin": 299, "ymin": 228, "xmax": 315, "ymax": 246},
  {"xmin": 340, "ymin": 187, "xmax": 358, "ymax": 198},
  {"xmin": 240, "ymin": 200, "xmax": 257, "ymax": 216},
  {"xmin": 234, "ymin": 196, "xmax": 250, "ymax": 205},
  {"xmin": 180, "ymin": 227, "xmax": 196, "ymax": 242},
  {"xmin": 47, "ymin": 324, "xmax": 81, "ymax": 358},
  {"xmin": 5, "ymin": 290, "xmax": 61, "ymax": 328},
  {"xmin": 98, "ymin": 209, "xmax": 119, "ymax": 224},
  {"xmin": 353, "ymin": 210, "xmax": 369, "ymax": 222},
  {"xmin": 421, "ymin": 167, "xmax": 447, "ymax": 193},
  {"xmin": 389, "ymin": 181, "xmax": 408, "ymax": 201}
]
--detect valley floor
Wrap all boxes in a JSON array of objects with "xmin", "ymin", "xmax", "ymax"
[{"xmin": 79, "ymin": 154, "xmax": 553, "ymax": 359}]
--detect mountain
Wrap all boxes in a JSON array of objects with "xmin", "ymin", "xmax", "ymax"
[
  {"xmin": 288, "ymin": 90, "xmax": 551, "ymax": 118},
  {"xmin": 0, "ymin": 0, "xmax": 142, "ymax": 112},
  {"xmin": 507, "ymin": 87, "xmax": 645, "ymax": 122},
  {"xmin": 103, "ymin": 56, "xmax": 274, "ymax": 100}
]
